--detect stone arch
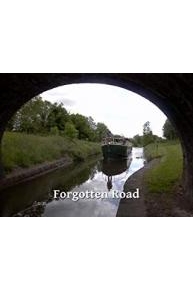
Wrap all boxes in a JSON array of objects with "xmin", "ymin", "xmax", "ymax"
[{"xmin": 0, "ymin": 73, "xmax": 192, "ymax": 197}]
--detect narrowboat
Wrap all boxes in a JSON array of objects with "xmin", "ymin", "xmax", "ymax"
[{"xmin": 102, "ymin": 137, "xmax": 132, "ymax": 159}]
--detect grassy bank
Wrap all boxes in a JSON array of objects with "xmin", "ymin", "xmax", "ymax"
[
  {"xmin": 144, "ymin": 141, "xmax": 183, "ymax": 194},
  {"xmin": 2, "ymin": 132, "xmax": 101, "ymax": 173}
]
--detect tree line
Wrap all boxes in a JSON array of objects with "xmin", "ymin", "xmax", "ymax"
[
  {"xmin": 6, "ymin": 96, "xmax": 112, "ymax": 142},
  {"xmin": 162, "ymin": 119, "xmax": 178, "ymax": 140},
  {"xmin": 131, "ymin": 119, "xmax": 178, "ymax": 147},
  {"xmin": 7, "ymin": 96, "xmax": 178, "ymax": 145}
]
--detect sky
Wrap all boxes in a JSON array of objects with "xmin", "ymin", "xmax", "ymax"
[{"xmin": 41, "ymin": 83, "xmax": 167, "ymax": 138}]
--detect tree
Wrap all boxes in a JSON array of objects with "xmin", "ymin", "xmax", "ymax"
[
  {"xmin": 143, "ymin": 121, "xmax": 152, "ymax": 135},
  {"xmin": 50, "ymin": 126, "xmax": 59, "ymax": 136},
  {"xmin": 132, "ymin": 134, "xmax": 143, "ymax": 147},
  {"xmin": 143, "ymin": 121, "xmax": 154, "ymax": 146},
  {"xmin": 163, "ymin": 119, "xmax": 178, "ymax": 140},
  {"xmin": 6, "ymin": 96, "xmax": 113, "ymax": 143},
  {"xmin": 95, "ymin": 122, "xmax": 112, "ymax": 141},
  {"xmin": 6, "ymin": 97, "xmax": 71, "ymax": 135},
  {"xmin": 9, "ymin": 96, "xmax": 50, "ymax": 134},
  {"xmin": 39, "ymin": 100, "xmax": 54, "ymax": 131},
  {"xmin": 47, "ymin": 103, "xmax": 69, "ymax": 132},
  {"xmin": 70, "ymin": 114, "xmax": 94, "ymax": 140},
  {"xmin": 64, "ymin": 122, "xmax": 78, "ymax": 139},
  {"xmin": 87, "ymin": 116, "xmax": 97, "ymax": 130}
]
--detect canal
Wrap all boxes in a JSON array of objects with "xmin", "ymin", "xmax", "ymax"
[{"xmin": 0, "ymin": 148, "xmax": 144, "ymax": 217}]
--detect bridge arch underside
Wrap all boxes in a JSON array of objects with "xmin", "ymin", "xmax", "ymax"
[{"xmin": 0, "ymin": 73, "xmax": 193, "ymax": 198}]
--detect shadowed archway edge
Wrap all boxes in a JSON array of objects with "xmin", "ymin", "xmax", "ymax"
[{"xmin": 0, "ymin": 73, "xmax": 193, "ymax": 197}]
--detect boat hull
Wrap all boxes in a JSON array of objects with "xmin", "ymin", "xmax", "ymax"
[{"xmin": 102, "ymin": 144, "xmax": 132, "ymax": 159}]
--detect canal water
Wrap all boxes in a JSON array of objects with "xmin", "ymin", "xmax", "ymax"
[{"xmin": 0, "ymin": 147, "xmax": 145, "ymax": 217}]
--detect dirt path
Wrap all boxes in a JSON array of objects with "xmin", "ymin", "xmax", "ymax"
[
  {"xmin": 117, "ymin": 158, "xmax": 160, "ymax": 217},
  {"xmin": 117, "ymin": 157, "xmax": 193, "ymax": 217}
]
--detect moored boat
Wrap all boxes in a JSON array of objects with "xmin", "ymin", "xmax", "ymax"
[{"xmin": 102, "ymin": 137, "xmax": 132, "ymax": 159}]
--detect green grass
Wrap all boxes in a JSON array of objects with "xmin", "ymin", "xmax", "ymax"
[
  {"xmin": 144, "ymin": 141, "xmax": 183, "ymax": 194},
  {"xmin": 2, "ymin": 132, "xmax": 101, "ymax": 173}
]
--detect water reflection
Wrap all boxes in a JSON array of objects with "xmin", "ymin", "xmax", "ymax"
[
  {"xmin": 0, "ymin": 148, "xmax": 145, "ymax": 217},
  {"xmin": 102, "ymin": 158, "xmax": 131, "ymax": 191}
]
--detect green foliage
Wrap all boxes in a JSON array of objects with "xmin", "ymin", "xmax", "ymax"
[
  {"xmin": 70, "ymin": 114, "xmax": 112, "ymax": 142},
  {"xmin": 50, "ymin": 126, "xmax": 59, "ymax": 136},
  {"xmin": 70, "ymin": 113, "xmax": 93, "ymax": 140},
  {"xmin": 163, "ymin": 119, "xmax": 178, "ymax": 140},
  {"xmin": 2, "ymin": 132, "xmax": 101, "ymax": 173},
  {"xmin": 6, "ymin": 96, "xmax": 112, "ymax": 142},
  {"xmin": 143, "ymin": 121, "xmax": 152, "ymax": 135},
  {"xmin": 131, "ymin": 121, "xmax": 163, "ymax": 147},
  {"xmin": 64, "ymin": 122, "xmax": 78, "ymax": 139},
  {"xmin": 47, "ymin": 103, "xmax": 69, "ymax": 131},
  {"xmin": 143, "ymin": 121, "xmax": 154, "ymax": 146},
  {"xmin": 95, "ymin": 122, "xmax": 112, "ymax": 141},
  {"xmin": 144, "ymin": 142, "xmax": 183, "ymax": 193},
  {"xmin": 87, "ymin": 116, "xmax": 97, "ymax": 130},
  {"xmin": 132, "ymin": 134, "xmax": 144, "ymax": 147},
  {"xmin": 7, "ymin": 96, "xmax": 53, "ymax": 134}
]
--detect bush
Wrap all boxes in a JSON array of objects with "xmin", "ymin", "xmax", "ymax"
[
  {"xmin": 64, "ymin": 122, "xmax": 78, "ymax": 139},
  {"xmin": 50, "ymin": 126, "xmax": 59, "ymax": 136}
]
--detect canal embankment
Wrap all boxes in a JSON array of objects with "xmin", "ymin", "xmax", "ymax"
[
  {"xmin": 117, "ymin": 141, "xmax": 189, "ymax": 216},
  {"xmin": 0, "ymin": 148, "xmax": 143, "ymax": 217},
  {"xmin": 0, "ymin": 132, "xmax": 101, "ymax": 189}
]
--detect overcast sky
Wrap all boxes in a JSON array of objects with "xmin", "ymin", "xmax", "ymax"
[{"xmin": 41, "ymin": 83, "xmax": 167, "ymax": 138}]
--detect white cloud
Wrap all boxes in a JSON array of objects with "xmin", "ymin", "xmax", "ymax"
[
  {"xmin": 59, "ymin": 98, "xmax": 76, "ymax": 107},
  {"xmin": 41, "ymin": 83, "xmax": 167, "ymax": 137}
]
